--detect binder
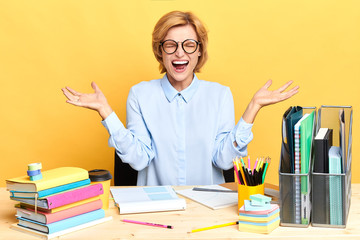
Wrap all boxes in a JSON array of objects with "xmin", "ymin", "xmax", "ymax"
[
  {"xmin": 312, "ymin": 128, "xmax": 332, "ymax": 224},
  {"xmin": 279, "ymin": 106, "xmax": 315, "ymax": 227},
  {"xmin": 11, "ymin": 183, "xmax": 104, "ymax": 209}
]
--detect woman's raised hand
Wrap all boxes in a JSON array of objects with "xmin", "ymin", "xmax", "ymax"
[
  {"xmin": 61, "ymin": 82, "xmax": 113, "ymax": 120},
  {"xmin": 242, "ymin": 79, "xmax": 299, "ymax": 124}
]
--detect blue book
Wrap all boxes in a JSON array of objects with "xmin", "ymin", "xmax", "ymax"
[
  {"xmin": 10, "ymin": 179, "xmax": 91, "ymax": 199},
  {"xmin": 17, "ymin": 209, "xmax": 105, "ymax": 234}
]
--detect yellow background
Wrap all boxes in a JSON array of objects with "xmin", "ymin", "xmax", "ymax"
[{"xmin": 1, "ymin": 0, "xmax": 359, "ymax": 186}]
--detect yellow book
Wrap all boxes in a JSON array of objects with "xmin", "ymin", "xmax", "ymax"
[{"xmin": 6, "ymin": 167, "xmax": 89, "ymax": 192}]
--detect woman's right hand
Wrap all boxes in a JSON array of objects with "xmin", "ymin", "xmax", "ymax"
[{"xmin": 61, "ymin": 82, "xmax": 113, "ymax": 120}]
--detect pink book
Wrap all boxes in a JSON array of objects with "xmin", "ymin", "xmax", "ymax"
[
  {"xmin": 16, "ymin": 199, "xmax": 103, "ymax": 224},
  {"xmin": 12, "ymin": 183, "xmax": 104, "ymax": 209}
]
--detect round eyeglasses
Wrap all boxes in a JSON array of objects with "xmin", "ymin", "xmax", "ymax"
[{"xmin": 160, "ymin": 39, "xmax": 201, "ymax": 54}]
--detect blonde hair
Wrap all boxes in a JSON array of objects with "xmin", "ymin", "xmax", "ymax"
[{"xmin": 152, "ymin": 11, "xmax": 208, "ymax": 73}]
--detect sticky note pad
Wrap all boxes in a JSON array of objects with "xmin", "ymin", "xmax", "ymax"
[
  {"xmin": 250, "ymin": 194, "xmax": 271, "ymax": 206},
  {"xmin": 244, "ymin": 200, "xmax": 271, "ymax": 211}
]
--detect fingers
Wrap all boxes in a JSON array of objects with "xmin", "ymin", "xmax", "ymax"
[
  {"xmin": 280, "ymin": 85, "xmax": 300, "ymax": 101},
  {"xmin": 61, "ymin": 87, "xmax": 81, "ymax": 104},
  {"xmin": 91, "ymin": 81, "xmax": 103, "ymax": 94},
  {"xmin": 278, "ymin": 80, "xmax": 296, "ymax": 93},
  {"xmin": 64, "ymin": 86, "xmax": 81, "ymax": 96},
  {"xmin": 263, "ymin": 79, "xmax": 272, "ymax": 89}
]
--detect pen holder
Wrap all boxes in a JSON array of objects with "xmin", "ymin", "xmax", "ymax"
[{"xmin": 238, "ymin": 183, "xmax": 265, "ymax": 211}]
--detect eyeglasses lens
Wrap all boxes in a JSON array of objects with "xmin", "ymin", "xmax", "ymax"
[{"xmin": 162, "ymin": 39, "xmax": 199, "ymax": 54}]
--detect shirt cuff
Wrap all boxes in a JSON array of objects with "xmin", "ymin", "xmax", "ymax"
[
  {"xmin": 233, "ymin": 117, "xmax": 254, "ymax": 150},
  {"xmin": 101, "ymin": 111, "xmax": 126, "ymax": 136}
]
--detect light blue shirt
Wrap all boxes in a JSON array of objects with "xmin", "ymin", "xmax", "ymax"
[{"xmin": 102, "ymin": 74, "xmax": 253, "ymax": 186}]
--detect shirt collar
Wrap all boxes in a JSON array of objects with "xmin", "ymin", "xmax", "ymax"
[{"xmin": 161, "ymin": 74, "xmax": 200, "ymax": 103}]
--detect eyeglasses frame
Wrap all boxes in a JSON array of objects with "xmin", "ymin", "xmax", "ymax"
[{"xmin": 159, "ymin": 39, "xmax": 201, "ymax": 54}]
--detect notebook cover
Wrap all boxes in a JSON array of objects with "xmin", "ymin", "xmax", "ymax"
[
  {"xmin": 12, "ymin": 184, "xmax": 103, "ymax": 209},
  {"xmin": 6, "ymin": 167, "xmax": 89, "ymax": 192},
  {"xmin": 17, "ymin": 196, "xmax": 101, "ymax": 213},
  {"xmin": 17, "ymin": 209, "xmax": 105, "ymax": 234},
  {"xmin": 10, "ymin": 179, "xmax": 91, "ymax": 199},
  {"xmin": 312, "ymin": 128, "xmax": 332, "ymax": 224},
  {"xmin": 16, "ymin": 199, "xmax": 103, "ymax": 224}
]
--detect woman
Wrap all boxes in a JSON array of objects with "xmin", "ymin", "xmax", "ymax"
[{"xmin": 62, "ymin": 11, "xmax": 299, "ymax": 186}]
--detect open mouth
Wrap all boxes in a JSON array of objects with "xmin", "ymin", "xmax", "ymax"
[{"xmin": 172, "ymin": 60, "xmax": 189, "ymax": 71}]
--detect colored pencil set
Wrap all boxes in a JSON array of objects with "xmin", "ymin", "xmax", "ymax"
[{"xmin": 233, "ymin": 156, "xmax": 271, "ymax": 186}]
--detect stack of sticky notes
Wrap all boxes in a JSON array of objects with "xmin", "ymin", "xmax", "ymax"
[{"xmin": 238, "ymin": 194, "xmax": 280, "ymax": 234}]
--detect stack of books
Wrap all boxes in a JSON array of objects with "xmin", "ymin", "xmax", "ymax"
[
  {"xmin": 6, "ymin": 167, "xmax": 112, "ymax": 239},
  {"xmin": 238, "ymin": 194, "xmax": 280, "ymax": 234}
]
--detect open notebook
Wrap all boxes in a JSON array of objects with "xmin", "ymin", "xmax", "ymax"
[{"xmin": 175, "ymin": 185, "xmax": 237, "ymax": 210}]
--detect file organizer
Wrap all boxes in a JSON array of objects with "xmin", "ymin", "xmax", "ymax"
[
  {"xmin": 311, "ymin": 105, "xmax": 352, "ymax": 228},
  {"xmin": 278, "ymin": 107, "xmax": 316, "ymax": 227}
]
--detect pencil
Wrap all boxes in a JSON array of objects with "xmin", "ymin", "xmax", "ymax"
[
  {"xmin": 240, "ymin": 157, "xmax": 246, "ymax": 167},
  {"xmin": 239, "ymin": 164, "xmax": 248, "ymax": 186},
  {"xmin": 253, "ymin": 158, "xmax": 258, "ymax": 174},
  {"xmin": 189, "ymin": 221, "xmax": 239, "ymax": 233},
  {"xmin": 262, "ymin": 161, "xmax": 268, "ymax": 184},
  {"xmin": 122, "ymin": 219, "xmax": 173, "ymax": 229},
  {"xmin": 233, "ymin": 159, "xmax": 241, "ymax": 184}
]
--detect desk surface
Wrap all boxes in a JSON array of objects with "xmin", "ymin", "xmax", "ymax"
[{"xmin": 1, "ymin": 184, "xmax": 360, "ymax": 240}]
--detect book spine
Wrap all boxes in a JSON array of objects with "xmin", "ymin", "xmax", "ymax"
[
  {"xmin": 46, "ymin": 184, "xmax": 103, "ymax": 209},
  {"xmin": 37, "ymin": 179, "xmax": 91, "ymax": 198},
  {"xmin": 46, "ymin": 199, "xmax": 102, "ymax": 223},
  {"xmin": 48, "ymin": 209, "xmax": 105, "ymax": 233}
]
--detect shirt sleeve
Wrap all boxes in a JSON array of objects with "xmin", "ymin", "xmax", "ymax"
[
  {"xmin": 101, "ymin": 88, "xmax": 155, "ymax": 171},
  {"xmin": 211, "ymin": 87, "xmax": 253, "ymax": 170},
  {"xmin": 233, "ymin": 117, "xmax": 254, "ymax": 152}
]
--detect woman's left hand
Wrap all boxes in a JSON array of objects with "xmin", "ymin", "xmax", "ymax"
[
  {"xmin": 242, "ymin": 79, "xmax": 299, "ymax": 124},
  {"xmin": 252, "ymin": 79, "xmax": 299, "ymax": 109}
]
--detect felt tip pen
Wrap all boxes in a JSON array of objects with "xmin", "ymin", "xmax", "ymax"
[{"xmin": 122, "ymin": 219, "xmax": 173, "ymax": 229}]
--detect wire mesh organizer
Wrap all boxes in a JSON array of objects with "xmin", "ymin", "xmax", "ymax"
[
  {"xmin": 311, "ymin": 105, "xmax": 352, "ymax": 228},
  {"xmin": 278, "ymin": 106, "xmax": 316, "ymax": 227}
]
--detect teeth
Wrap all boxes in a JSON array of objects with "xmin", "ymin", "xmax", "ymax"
[{"xmin": 173, "ymin": 61, "xmax": 188, "ymax": 65}]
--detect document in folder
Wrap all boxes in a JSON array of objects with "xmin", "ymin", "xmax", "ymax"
[
  {"xmin": 286, "ymin": 106, "xmax": 303, "ymax": 173},
  {"xmin": 279, "ymin": 106, "xmax": 302, "ymax": 224},
  {"xmin": 329, "ymin": 146, "xmax": 343, "ymax": 225},
  {"xmin": 281, "ymin": 107, "xmax": 293, "ymax": 173},
  {"xmin": 299, "ymin": 111, "xmax": 314, "ymax": 225},
  {"xmin": 281, "ymin": 106, "xmax": 303, "ymax": 173},
  {"xmin": 339, "ymin": 109, "xmax": 346, "ymax": 173}
]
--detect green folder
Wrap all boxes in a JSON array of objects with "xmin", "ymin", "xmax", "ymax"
[{"xmin": 300, "ymin": 110, "xmax": 314, "ymax": 224}]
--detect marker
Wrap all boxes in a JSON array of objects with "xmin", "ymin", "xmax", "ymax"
[
  {"xmin": 189, "ymin": 221, "xmax": 239, "ymax": 233},
  {"xmin": 122, "ymin": 219, "xmax": 173, "ymax": 229}
]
